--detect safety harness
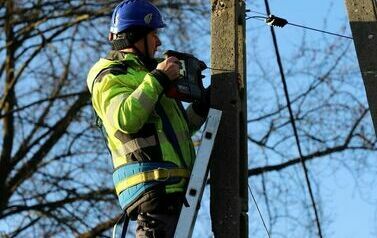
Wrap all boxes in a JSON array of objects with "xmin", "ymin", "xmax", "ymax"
[{"xmin": 91, "ymin": 63, "xmax": 190, "ymax": 205}]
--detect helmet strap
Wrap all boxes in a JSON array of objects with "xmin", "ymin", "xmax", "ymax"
[
  {"xmin": 138, "ymin": 36, "xmax": 157, "ymax": 71},
  {"xmin": 111, "ymin": 28, "xmax": 152, "ymax": 51},
  {"xmin": 111, "ymin": 38, "xmax": 131, "ymax": 51},
  {"xmin": 144, "ymin": 36, "xmax": 150, "ymax": 60},
  {"xmin": 111, "ymin": 32, "xmax": 157, "ymax": 71}
]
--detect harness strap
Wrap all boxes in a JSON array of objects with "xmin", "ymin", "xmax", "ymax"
[
  {"xmin": 155, "ymin": 103, "xmax": 188, "ymax": 168},
  {"xmin": 112, "ymin": 211, "xmax": 129, "ymax": 238},
  {"xmin": 115, "ymin": 168, "xmax": 189, "ymax": 196},
  {"xmin": 90, "ymin": 65, "xmax": 128, "ymax": 94},
  {"xmin": 90, "ymin": 64, "xmax": 129, "ymax": 169},
  {"xmin": 175, "ymin": 99, "xmax": 190, "ymax": 124},
  {"xmin": 91, "ymin": 64, "xmax": 128, "ymax": 125}
]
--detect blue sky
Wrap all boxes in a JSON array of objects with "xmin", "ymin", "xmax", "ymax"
[
  {"xmin": 248, "ymin": 1, "xmax": 376, "ymax": 237},
  {"xmin": 183, "ymin": 0, "xmax": 377, "ymax": 237},
  {"xmin": 247, "ymin": 1, "xmax": 376, "ymax": 237}
]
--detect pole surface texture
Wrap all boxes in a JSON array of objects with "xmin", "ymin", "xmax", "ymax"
[
  {"xmin": 345, "ymin": 0, "xmax": 377, "ymax": 136},
  {"xmin": 210, "ymin": 0, "xmax": 248, "ymax": 237}
]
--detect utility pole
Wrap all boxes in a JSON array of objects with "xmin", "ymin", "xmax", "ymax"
[
  {"xmin": 345, "ymin": 0, "xmax": 377, "ymax": 136},
  {"xmin": 210, "ymin": 0, "xmax": 248, "ymax": 237}
]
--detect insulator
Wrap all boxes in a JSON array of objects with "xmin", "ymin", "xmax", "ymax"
[{"xmin": 265, "ymin": 15, "xmax": 288, "ymax": 27}]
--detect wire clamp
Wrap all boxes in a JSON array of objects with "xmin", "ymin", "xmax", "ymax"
[{"xmin": 265, "ymin": 15, "xmax": 288, "ymax": 27}]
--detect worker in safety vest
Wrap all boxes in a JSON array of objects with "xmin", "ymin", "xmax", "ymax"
[{"xmin": 87, "ymin": 0, "xmax": 210, "ymax": 237}]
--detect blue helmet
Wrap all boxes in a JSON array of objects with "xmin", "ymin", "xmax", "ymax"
[{"xmin": 110, "ymin": 0, "xmax": 166, "ymax": 34}]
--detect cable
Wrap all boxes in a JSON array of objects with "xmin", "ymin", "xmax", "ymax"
[
  {"xmin": 248, "ymin": 184, "xmax": 271, "ymax": 238},
  {"xmin": 262, "ymin": 0, "xmax": 324, "ymax": 237},
  {"xmin": 246, "ymin": 10, "xmax": 353, "ymax": 40},
  {"xmin": 206, "ymin": 66, "xmax": 234, "ymax": 72},
  {"xmin": 246, "ymin": 16, "xmax": 266, "ymax": 21},
  {"xmin": 287, "ymin": 22, "xmax": 353, "ymax": 39}
]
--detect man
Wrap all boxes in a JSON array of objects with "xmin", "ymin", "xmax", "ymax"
[{"xmin": 87, "ymin": 0, "xmax": 210, "ymax": 237}]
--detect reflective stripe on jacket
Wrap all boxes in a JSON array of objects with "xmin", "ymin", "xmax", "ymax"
[{"xmin": 87, "ymin": 52, "xmax": 204, "ymax": 210}]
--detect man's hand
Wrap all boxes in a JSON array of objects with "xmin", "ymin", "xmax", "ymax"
[{"xmin": 156, "ymin": 56, "xmax": 180, "ymax": 81}]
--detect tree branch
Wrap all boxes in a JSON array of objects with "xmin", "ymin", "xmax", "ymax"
[
  {"xmin": 7, "ymin": 91, "xmax": 90, "ymax": 198},
  {"xmin": 0, "ymin": 0, "xmax": 16, "ymax": 213},
  {"xmin": 1, "ymin": 188, "xmax": 114, "ymax": 219},
  {"xmin": 76, "ymin": 214, "xmax": 122, "ymax": 238},
  {"xmin": 248, "ymin": 109, "xmax": 370, "ymax": 177}
]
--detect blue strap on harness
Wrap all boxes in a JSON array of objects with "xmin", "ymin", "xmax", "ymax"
[{"xmin": 113, "ymin": 162, "xmax": 182, "ymax": 210}]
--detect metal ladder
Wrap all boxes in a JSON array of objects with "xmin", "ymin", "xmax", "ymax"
[{"xmin": 174, "ymin": 108, "xmax": 222, "ymax": 238}]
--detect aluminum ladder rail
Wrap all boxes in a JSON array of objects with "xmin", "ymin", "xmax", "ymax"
[{"xmin": 174, "ymin": 108, "xmax": 222, "ymax": 238}]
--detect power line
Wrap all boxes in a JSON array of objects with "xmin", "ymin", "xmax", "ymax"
[
  {"xmin": 248, "ymin": 184, "xmax": 271, "ymax": 238},
  {"xmin": 262, "ymin": 0, "xmax": 324, "ymax": 237},
  {"xmin": 246, "ymin": 11, "xmax": 353, "ymax": 39},
  {"xmin": 206, "ymin": 66, "xmax": 234, "ymax": 72},
  {"xmin": 287, "ymin": 21, "xmax": 353, "ymax": 39},
  {"xmin": 247, "ymin": 9, "xmax": 266, "ymax": 16}
]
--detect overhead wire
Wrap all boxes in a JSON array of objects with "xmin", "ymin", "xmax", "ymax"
[
  {"xmin": 286, "ymin": 21, "xmax": 353, "ymax": 39},
  {"xmin": 246, "ymin": 11, "xmax": 353, "ymax": 40},
  {"xmin": 257, "ymin": 0, "xmax": 324, "ymax": 237},
  {"xmin": 248, "ymin": 184, "xmax": 272, "ymax": 238}
]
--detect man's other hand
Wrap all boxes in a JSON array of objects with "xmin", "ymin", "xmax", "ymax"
[{"xmin": 156, "ymin": 56, "xmax": 180, "ymax": 81}]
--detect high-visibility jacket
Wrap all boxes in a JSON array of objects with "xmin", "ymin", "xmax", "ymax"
[{"xmin": 87, "ymin": 51, "xmax": 206, "ymax": 211}]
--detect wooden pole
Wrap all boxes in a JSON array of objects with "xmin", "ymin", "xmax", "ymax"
[
  {"xmin": 345, "ymin": 0, "xmax": 377, "ymax": 136},
  {"xmin": 210, "ymin": 0, "xmax": 248, "ymax": 237}
]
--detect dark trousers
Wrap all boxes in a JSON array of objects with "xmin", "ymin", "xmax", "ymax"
[{"xmin": 136, "ymin": 212, "xmax": 180, "ymax": 238}]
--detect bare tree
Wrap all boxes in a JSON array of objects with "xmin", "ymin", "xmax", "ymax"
[
  {"xmin": 1, "ymin": 0, "xmax": 376, "ymax": 237},
  {"xmin": 0, "ymin": 0, "xmax": 209, "ymax": 237},
  {"xmin": 246, "ymin": 23, "xmax": 377, "ymax": 236}
]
